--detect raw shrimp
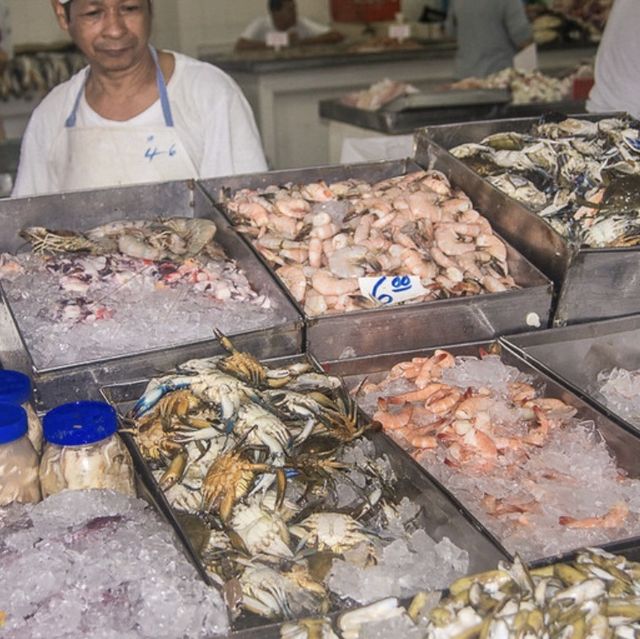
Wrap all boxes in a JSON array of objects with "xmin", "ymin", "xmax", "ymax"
[
  {"xmin": 276, "ymin": 264, "xmax": 307, "ymax": 303},
  {"xmin": 407, "ymin": 191, "xmax": 440, "ymax": 221},
  {"xmin": 559, "ymin": 502, "xmax": 629, "ymax": 529},
  {"xmin": 433, "ymin": 225, "xmax": 477, "ymax": 256},
  {"xmin": 311, "ymin": 270, "xmax": 359, "ymax": 297},
  {"xmin": 476, "ymin": 233, "xmax": 508, "ymax": 264},
  {"xmin": 373, "ymin": 399, "xmax": 413, "ymax": 430},
  {"xmin": 387, "ymin": 382, "xmax": 449, "ymax": 405},
  {"xmin": 328, "ymin": 246, "xmax": 368, "ymax": 279},
  {"xmin": 274, "ymin": 198, "xmax": 309, "ymax": 219}
]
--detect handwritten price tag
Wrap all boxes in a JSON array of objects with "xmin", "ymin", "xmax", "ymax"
[
  {"xmin": 388, "ymin": 24, "xmax": 411, "ymax": 42},
  {"xmin": 266, "ymin": 31, "xmax": 289, "ymax": 49},
  {"xmin": 359, "ymin": 275, "xmax": 426, "ymax": 306}
]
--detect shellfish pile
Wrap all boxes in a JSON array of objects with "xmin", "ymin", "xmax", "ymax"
[
  {"xmin": 223, "ymin": 170, "xmax": 517, "ymax": 317},
  {"xmin": 0, "ymin": 217, "xmax": 280, "ymax": 369},
  {"xmin": 122, "ymin": 334, "xmax": 469, "ymax": 624},
  {"xmin": 280, "ymin": 548, "xmax": 640, "ymax": 638},
  {"xmin": 450, "ymin": 67, "xmax": 574, "ymax": 104},
  {"xmin": 450, "ymin": 116, "xmax": 640, "ymax": 247},
  {"xmin": 359, "ymin": 347, "xmax": 640, "ymax": 560}
]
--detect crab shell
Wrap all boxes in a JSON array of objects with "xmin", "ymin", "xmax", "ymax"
[
  {"xmin": 289, "ymin": 513, "xmax": 370, "ymax": 553},
  {"xmin": 230, "ymin": 502, "xmax": 293, "ymax": 558}
]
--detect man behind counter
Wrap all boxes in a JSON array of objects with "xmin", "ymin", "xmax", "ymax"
[
  {"xmin": 446, "ymin": 0, "xmax": 533, "ymax": 79},
  {"xmin": 235, "ymin": 0, "xmax": 344, "ymax": 51},
  {"xmin": 12, "ymin": 0, "xmax": 267, "ymax": 198}
]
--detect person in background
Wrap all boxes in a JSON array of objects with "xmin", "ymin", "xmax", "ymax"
[
  {"xmin": 235, "ymin": 0, "xmax": 344, "ymax": 51},
  {"xmin": 587, "ymin": 0, "xmax": 640, "ymax": 120},
  {"xmin": 12, "ymin": 0, "xmax": 267, "ymax": 198},
  {"xmin": 445, "ymin": 0, "xmax": 533, "ymax": 79}
]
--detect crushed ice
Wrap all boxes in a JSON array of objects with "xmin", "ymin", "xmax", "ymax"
[
  {"xmin": 596, "ymin": 367, "xmax": 640, "ymax": 426},
  {"xmin": 361, "ymin": 353, "xmax": 640, "ymax": 561},
  {"xmin": 0, "ymin": 490, "xmax": 228, "ymax": 639},
  {"xmin": 0, "ymin": 252, "xmax": 285, "ymax": 370}
]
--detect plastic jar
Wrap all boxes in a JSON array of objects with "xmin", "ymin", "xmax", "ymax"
[
  {"xmin": 0, "ymin": 370, "xmax": 43, "ymax": 453},
  {"xmin": 39, "ymin": 401, "xmax": 136, "ymax": 498},
  {"xmin": 0, "ymin": 402, "xmax": 42, "ymax": 505}
]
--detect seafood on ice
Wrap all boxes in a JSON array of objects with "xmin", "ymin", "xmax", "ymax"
[
  {"xmin": 450, "ymin": 115, "xmax": 640, "ymax": 247},
  {"xmin": 224, "ymin": 170, "xmax": 518, "ymax": 316},
  {"xmin": 340, "ymin": 78, "xmax": 419, "ymax": 111},
  {"xmin": 0, "ymin": 217, "xmax": 279, "ymax": 369},
  {"xmin": 360, "ymin": 347, "xmax": 640, "ymax": 560},
  {"xmin": 123, "ymin": 333, "xmax": 469, "ymax": 624}
]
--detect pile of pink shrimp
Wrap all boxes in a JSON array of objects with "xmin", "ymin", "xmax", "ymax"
[
  {"xmin": 359, "ymin": 348, "xmax": 640, "ymax": 559},
  {"xmin": 224, "ymin": 170, "xmax": 517, "ymax": 316}
]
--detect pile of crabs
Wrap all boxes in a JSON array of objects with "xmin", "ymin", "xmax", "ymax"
[
  {"xmin": 450, "ymin": 115, "xmax": 640, "ymax": 247},
  {"xmin": 223, "ymin": 169, "xmax": 518, "ymax": 317},
  {"xmin": 124, "ymin": 333, "xmax": 469, "ymax": 624}
]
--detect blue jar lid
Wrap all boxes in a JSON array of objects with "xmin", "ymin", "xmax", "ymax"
[
  {"xmin": 43, "ymin": 401, "xmax": 117, "ymax": 446},
  {"xmin": 0, "ymin": 403, "xmax": 28, "ymax": 444},
  {"xmin": 0, "ymin": 370, "xmax": 31, "ymax": 405}
]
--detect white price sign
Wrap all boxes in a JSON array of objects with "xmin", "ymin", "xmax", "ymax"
[
  {"xmin": 388, "ymin": 24, "xmax": 411, "ymax": 42},
  {"xmin": 266, "ymin": 30, "xmax": 289, "ymax": 49},
  {"xmin": 359, "ymin": 275, "xmax": 426, "ymax": 306}
]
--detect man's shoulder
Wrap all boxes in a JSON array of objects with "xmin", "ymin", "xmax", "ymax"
[{"xmin": 29, "ymin": 67, "xmax": 87, "ymax": 127}]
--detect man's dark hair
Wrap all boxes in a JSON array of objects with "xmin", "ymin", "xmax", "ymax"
[
  {"xmin": 269, "ymin": 0, "xmax": 292, "ymax": 12},
  {"xmin": 64, "ymin": 0, "xmax": 153, "ymax": 21}
]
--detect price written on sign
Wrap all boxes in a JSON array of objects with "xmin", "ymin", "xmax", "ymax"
[
  {"xmin": 388, "ymin": 23, "xmax": 411, "ymax": 42},
  {"xmin": 266, "ymin": 31, "xmax": 289, "ymax": 49},
  {"xmin": 359, "ymin": 275, "xmax": 427, "ymax": 306}
]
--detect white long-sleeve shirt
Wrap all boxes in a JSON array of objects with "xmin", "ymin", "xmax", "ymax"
[
  {"xmin": 587, "ymin": 0, "xmax": 640, "ymax": 119},
  {"xmin": 13, "ymin": 51, "xmax": 267, "ymax": 198}
]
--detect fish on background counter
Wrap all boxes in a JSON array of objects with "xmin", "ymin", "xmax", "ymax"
[{"xmin": 340, "ymin": 78, "xmax": 419, "ymax": 111}]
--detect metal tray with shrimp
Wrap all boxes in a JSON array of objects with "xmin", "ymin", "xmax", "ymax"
[
  {"xmin": 321, "ymin": 338, "xmax": 640, "ymax": 565},
  {"xmin": 100, "ymin": 350, "xmax": 509, "ymax": 636},
  {"xmin": 0, "ymin": 179, "xmax": 303, "ymax": 410},
  {"xmin": 199, "ymin": 161, "xmax": 553, "ymax": 361},
  {"xmin": 504, "ymin": 315, "xmax": 640, "ymax": 439},
  {"xmin": 417, "ymin": 113, "xmax": 640, "ymax": 326}
]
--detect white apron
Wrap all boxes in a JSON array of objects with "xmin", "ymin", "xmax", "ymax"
[{"xmin": 58, "ymin": 47, "xmax": 198, "ymax": 192}]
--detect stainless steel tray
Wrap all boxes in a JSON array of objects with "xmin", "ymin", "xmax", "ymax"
[
  {"xmin": 321, "ymin": 339, "xmax": 640, "ymax": 564},
  {"xmin": 504, "ymin": 316, "xmax": 640, "ymax": 438},
  {"xmin": 319, "ymin": 89, "xmax": 510, "ymax": 134},
  {"xmin": 419, "ymin": 114, "xmax": 640, "ymax": 326},
  {"xmin": 0, "ymin": 180, "xmax": 303, "ymax": 410},
  {"xmin": 101, "ymin": 353, "xmax": 508, "ymax": 636},
  {"xmin": 319, "ymin": 93, "xmax": 585, "ymax": 135},
  {"xmin": 200, "ymin": 160, "xmax": 553, "ymax": 361}
]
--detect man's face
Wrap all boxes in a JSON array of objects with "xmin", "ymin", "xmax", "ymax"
[
  {"xmin": 54, "ymin": 0, "xmax": 152, "ymax": 74},
  {"xmin": 271, "ymin": 0, "xmax": 296, "ymax": 32}
]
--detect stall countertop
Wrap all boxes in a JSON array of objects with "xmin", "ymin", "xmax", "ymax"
[
  {"xmin": 200, "ymin": 38, "xmax": 458, "ymax": 73},
  {"xmin": 200, "ymin": 40, "xmax": 597, "ymax": 74}
]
